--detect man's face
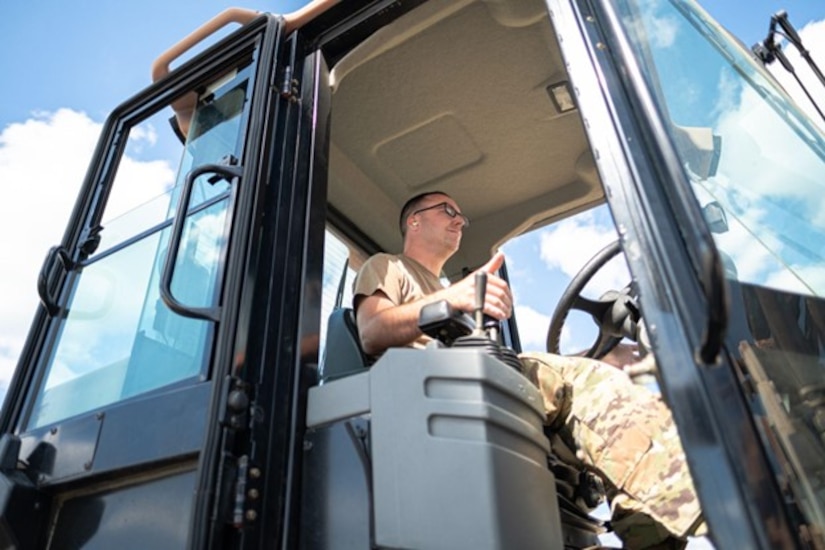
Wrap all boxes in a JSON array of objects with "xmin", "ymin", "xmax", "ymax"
[{"xmin": 410, "ymin": 194, "xmax": 467, "ymax": 253}]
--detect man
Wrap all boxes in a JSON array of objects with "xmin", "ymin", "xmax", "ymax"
[{"xmin": 353, "ymin": 191, "xmax": 706, "ymax": 549}]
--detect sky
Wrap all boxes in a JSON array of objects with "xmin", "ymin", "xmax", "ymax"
[{"xmin": 1, "ymin": 0, "xmax": 824, "ymax": 400}]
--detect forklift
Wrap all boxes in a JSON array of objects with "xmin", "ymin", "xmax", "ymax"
[{"xmin": 2, "ymin": 0, "xmax": 825, "ymax": 547}]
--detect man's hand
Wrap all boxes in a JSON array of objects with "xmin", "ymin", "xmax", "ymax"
[
  {"xmin": 441, "ymin": 251, "xmax": 513, "ymax": 320},
  {"xmin": 600, "ymin": 342, "xmax": 640, "ymax": 369}
]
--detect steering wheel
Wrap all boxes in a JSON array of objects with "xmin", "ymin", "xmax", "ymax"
[{"xmin": 546, "ymin": 240, "xmax": 641, "ymax": 359}]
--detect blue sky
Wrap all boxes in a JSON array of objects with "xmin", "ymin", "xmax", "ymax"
[{"xmin": 1, "ymin": 0, "xmax": 824, "ymax": 403}]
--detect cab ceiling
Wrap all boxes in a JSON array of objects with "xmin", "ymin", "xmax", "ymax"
[{"xmin": 327, "ymin": 0, "xmax": 603, "ymax": 276}]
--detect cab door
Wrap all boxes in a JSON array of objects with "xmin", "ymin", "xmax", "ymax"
[
  {"xmin": 0, "ymin": 13, "xmax": 324, "ymax": 549},
  {"xmin": 549, "ymin": 0, "xmax": 825, "ymax": 548}
]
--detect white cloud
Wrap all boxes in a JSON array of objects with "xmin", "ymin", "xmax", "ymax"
[
  {"xmin": 626, "ymin": 0, "xmax": 679, "ymax": 49},
  {"xmin": 538, "ymin": 211, "xmax": 629, "ymax": 295},
  {"xmin": 764, "ymin": 263, "xmax": 824, "ymax": 295},
  {"xmin": 648, "ymin": 13, "xmax": 678, "ymax": 49},
  {"xmin": 698, "ymin": 19, "xmax": 825, "ymax": 296},
  {"xmin": 103, "ymin": 154, "xmax": 176, "ymax": 226},
  {"xmin": 514, "ymin": 304, "xmax": 550, "ymax": 350},
  {"xmin": 0, "ymin": 337, "xmax": 19, "ymax": 398},
  {"xmin": 0, "ymin": 109, "xmax": 101, "ymax": 395},
  {"xmin": 0, "ymin": 109, "xmax": 176, "ymax": 402}
]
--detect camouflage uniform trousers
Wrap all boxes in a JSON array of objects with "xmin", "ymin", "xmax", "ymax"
[{"xmin": 519, "ymin": 352, "xmax": 706, "ymax": 549}]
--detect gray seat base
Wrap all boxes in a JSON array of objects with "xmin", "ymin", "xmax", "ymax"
[{"xmin": 304, "ymin": 347, "xmax": 564, "ymax": 549}]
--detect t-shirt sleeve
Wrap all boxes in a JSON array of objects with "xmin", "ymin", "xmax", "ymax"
[{"xmin": 352, "ymin": 254, "xmax": 404, "ymax": 307}]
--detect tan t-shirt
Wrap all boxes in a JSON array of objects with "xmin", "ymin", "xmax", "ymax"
[{"xmin": 352, "ymin": 253, "xmax": 445, "ymax": 349}]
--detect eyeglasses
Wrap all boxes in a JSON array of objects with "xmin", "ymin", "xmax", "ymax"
[{"xmin": 412, "ymin": 202, "xmax": 470, "ymax": 227}]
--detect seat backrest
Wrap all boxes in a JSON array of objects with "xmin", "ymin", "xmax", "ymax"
[{"xmin": 319, "ymin": 308, "xmax": 370, "ymax": 383}]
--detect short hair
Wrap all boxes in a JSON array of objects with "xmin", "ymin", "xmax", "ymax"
[{"xmin": 398, "ymin": 191, "xmax": 450, "ymax": 237}]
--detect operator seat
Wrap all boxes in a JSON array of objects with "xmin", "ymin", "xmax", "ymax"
[
  {"xmin": 311, "ymin": 305, "xmax": 606, "ymax": 547},
  {"xmin": 319, "ymin": 307, "xmax": 371, "ymax": 383}
]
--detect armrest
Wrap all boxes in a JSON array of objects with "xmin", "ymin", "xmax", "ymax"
[{"xmin": 418, "ymin": 300, "xmax": 473, "ymax": 346}]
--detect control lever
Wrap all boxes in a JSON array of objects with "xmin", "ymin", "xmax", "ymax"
[
  {"xmin": 452, "ymin": 271, "xmax": 521, "ymax": 373},
  {"xmin": 473, "ymin": 272, "xmax": 499, "ymax": 341},
  {"xmin": 473, "ymin": 272, "xmax": 486, "ymax": 332}
]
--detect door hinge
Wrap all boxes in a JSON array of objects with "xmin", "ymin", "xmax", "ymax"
[
  {"xmin": 228, "ymin": 454, "xmax": 262, "ymax": 528},
  {"xmin": 279, "ymin": 65, "xmax": 300, "ymax": 103},
  {"xmin": 224, "ymin": 378, "xmax": 252, "ymax": 431}
]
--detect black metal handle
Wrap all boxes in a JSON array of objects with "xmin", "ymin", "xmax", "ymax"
[
  {"xmin": 697, "ymin": 242, "xmax": 729, "ymax": 364},
  {"xmin": 159, "ymin": 163, "xmax": 242, "ymax": 322},
  {"xmin": 474, "ymin": 271, "xmax": 487, "ymax": 329},
  {"xmin": 37, "ymin": 245, "xmax": 73, "ymax": 316}
]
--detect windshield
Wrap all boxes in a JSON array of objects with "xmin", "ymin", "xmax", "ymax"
[
  {"xmin": 619, "ymin": 0, "xmax": 825, "ymax": 297},
  {"xmin": 616, "ymin": 0, "xmax": 825, "ymax": 542}
]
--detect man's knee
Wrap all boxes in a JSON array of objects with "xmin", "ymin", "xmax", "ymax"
[
  {"xmin": 519, "ymin": 352, "xmax": 573, "ymax": 429},
  {"xmin": 518, "ymin": 351, "xmax": 704, "ymax": 545}
]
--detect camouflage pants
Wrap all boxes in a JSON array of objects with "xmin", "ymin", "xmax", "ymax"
[{"xmin": 519, "ymin": 352, "xmax": 705, "ymax": 549}]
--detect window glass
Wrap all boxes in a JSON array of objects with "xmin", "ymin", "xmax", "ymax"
[
  {"xmin": 616, "ymin": 0, "xmax": 825, "ymax": 539},
  {"xmin": 319, "ymin": 227, "xmax": 360, "ymax": 359},
  {"xmin": 98, "ymin": 68, "xmax": 248, "ymax": 257},
  {"xmin": 27, "ymin": 63, "xmax": 253, "ymax": 429},
  {"xmin": 618, "ymin": 0, "xmax": 825, "ymax": 296}
]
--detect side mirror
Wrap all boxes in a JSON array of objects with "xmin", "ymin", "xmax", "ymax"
[{"xmin": 703, "ymin": 201, "xmax": 729, "ymax": 234}]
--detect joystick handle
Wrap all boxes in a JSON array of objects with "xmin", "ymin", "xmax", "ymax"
[{"xmin": 474, "ymin": 272, "xmax": 487, "ymax": 331}]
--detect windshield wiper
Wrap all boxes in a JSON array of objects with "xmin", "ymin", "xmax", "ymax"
[
  {"xmin": 672, "ymin": 1, "xmax": 825, "ymax": 164},
  {"xmin": 753, "ymin": 11, "xmax": 825, "ymax": 126}
]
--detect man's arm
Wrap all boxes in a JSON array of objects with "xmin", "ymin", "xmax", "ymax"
[
  {"xmin": 355, "ymin": 253, "xmax": 513, "ymax": 356},
  {"xmin": 355, "ymin": 290, "xmax": 443, "ymax": 355}
]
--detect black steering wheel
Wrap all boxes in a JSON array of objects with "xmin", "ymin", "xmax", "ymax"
[{"xmin": 546, "ymin": 240, "xmax": 641, "ymax": 359}]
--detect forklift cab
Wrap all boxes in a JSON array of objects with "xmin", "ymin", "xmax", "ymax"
[{"xmin": 2, "ymin": 0, "xmax": 825, "ymax": 548}]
